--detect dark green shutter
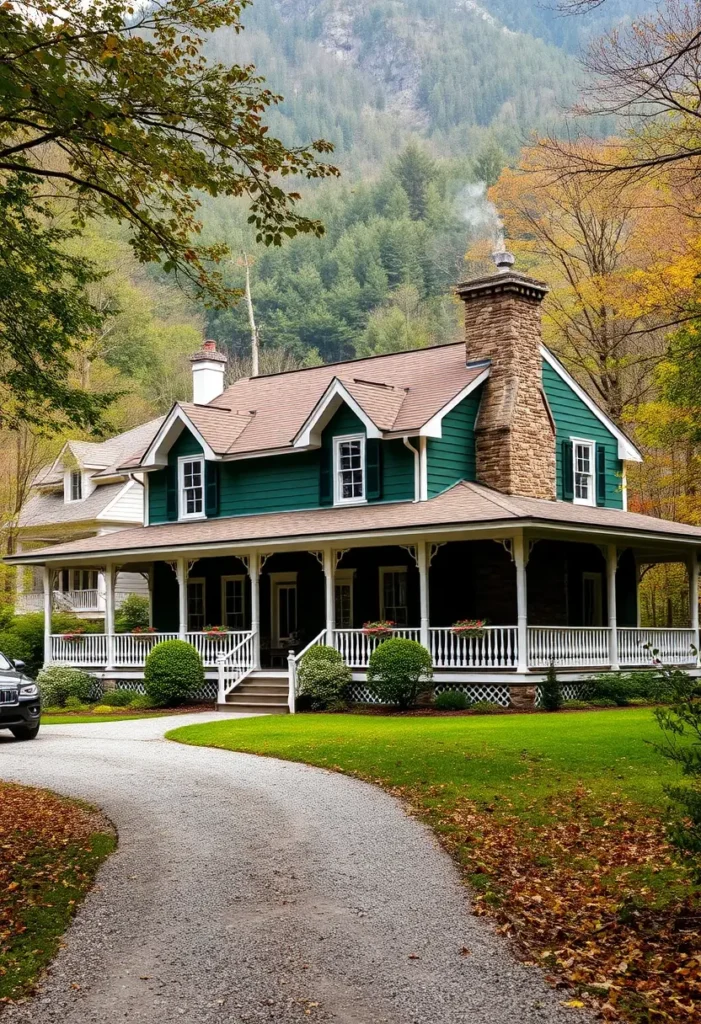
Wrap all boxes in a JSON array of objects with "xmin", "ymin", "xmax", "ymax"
[
  {"xmin": 596, "ymin": 444, "xmax": 607, "ymax": 506},
  {"xmin": 561, "ymin": 440, "xmax": 574, "ymax": 501},
  {"xmin": 319, "ymin": 447, "xmax": 333, "ymax": 506},
  {"xmin": 205, "ymin": 462, "xmax": 220, "ymax": 517},
  {"xmin": 366, "ymin": 439, "xmax": 382, "ymax": 501},
  {"xmin": 165, "ymin": 464, "xmax": 178, "ymax": 521}
]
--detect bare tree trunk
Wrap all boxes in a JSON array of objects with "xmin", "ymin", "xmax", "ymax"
[{"xmin": 242, "ymin": 253, "xmax": 260, "ymax": 378}]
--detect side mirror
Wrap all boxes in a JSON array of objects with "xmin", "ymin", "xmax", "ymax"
[{"xmin": 13, "ymin": 660, "xmax": 25, "ymax": 672}]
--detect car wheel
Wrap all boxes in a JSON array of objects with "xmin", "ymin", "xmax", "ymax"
[{"xmin": 10, "ymin": 724, "xmax": 40, "ymax": 741}]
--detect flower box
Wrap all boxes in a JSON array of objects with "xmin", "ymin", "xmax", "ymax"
[
  {"xmin": 451, "ymin": 619, "xmax": 488, "ymax": 640},
  {"xmin": 131, "ymin": 627, "xmax": 158, "ymax": 642},
  {"xmin": 202, "ymin": 626, "xmax": 230, "ymax": 640},
  {"xmin": 61, "ymin": 631, "xmax": 86, "ymax": 643},
  {"xmin": 362, "ymin": 620, "xmax": 395, "ymax": 639}
]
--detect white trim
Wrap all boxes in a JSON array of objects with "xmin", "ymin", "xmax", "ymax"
[
  {"xmin": 186, "ymin": 576, "xmax": 206, "ymax": 632},
  {"xmin": 419, "ymin": 437, "xmax": 428, "ymax": 501},
  {"xmin": 333, "ymin": 433, "xmax": 367, "ymax": 506},
  {"xmin": 144, "ymin": 473, "xmax": 150, "ymax": 527},
  {"xmin": 64, "ymin": 469, "xmax": 85, "ymax": 504},
  {"xmin": 140, "ymin": 405, "xmax": 217, "ymax": 467},
  {"xmin": 419, "ymin": 366, "xmax": 491, "ymax": 438},
  {"xmin": 541, "ymin": 346, "xmax": 642, "ymax": 462},
  {"xmin": 379, "ymin": 565, "xmax": 409, "ymax": 624},
  {"xmin": 294, "ymin": 379, "xmax": 382, "ymax": 448},
  {"xmin": 571, "ymin": 437, "xmax": 596, "ymax": 507},
  {"xmin": 178, "ymin": 455, "xmax": 206, "ymax": 521},
  {"xmin": 96, "ymin": 479, "xmax": 138, "ymax": 522},
  {"xmin": 221, "ymin": 574, "xmax": 246, "ymax": 630},
  {"xmin": 403, "ymin": 437, "xmax": 420, "ymax": 503}
]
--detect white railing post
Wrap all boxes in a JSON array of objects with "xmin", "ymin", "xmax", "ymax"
[
  {"xmin": 217, "ymin": 655, "xmax": 226, "ymax": 705},
  {"xmin": 418, "ymin": 542, "xmax": 430, "ymax": 650},
  {"xmin": 513, "ymin": 533, "xmax": 529, "ymax": 673},
  {"xmin": 42, "ymin": 566, "xmax": 53, "ymax": 668},
  {"xmin": 323, "ymin": 547, "xmax": 335, "ymax": 647},
  {"xmin": 607, "ymin": 544, "xmax": 620, "ymax": 671},
  {"xmin": 176, "ymin": 557, "xmax": 187, "ymax": 641},
  {"xmin": 689, "ymin": 551, "xmax": 700, "ymax": 666},
  {"xmin": 249, "ymin": 552, "xmax": 261, "ymax": 669},
  {"xmin": 105, "ymin": 563, "xmax": 115, "ymax": 671},
  {"xmin": 287, "ymin": 650, "xmax": 297, "ymax": 715}
]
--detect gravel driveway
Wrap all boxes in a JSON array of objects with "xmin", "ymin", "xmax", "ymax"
[{"xmin": 0, "ymin": 715, "xmax": 587, "ymax": 1024}]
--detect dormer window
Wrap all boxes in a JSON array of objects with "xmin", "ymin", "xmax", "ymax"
[
  {"xmin": 334, "ymin": 435, "xmax": 366, "ymax": 505},
  {"xmin": 179, "ymin": 456, "xmax": 205, "ymax": 519},
  {"xmin": 66, "ymin": 470, "xmax": 82, "ymax": 503},
  {"xmin": 573, "ymin": 440, "xmax": 595, "ymax": 506}
]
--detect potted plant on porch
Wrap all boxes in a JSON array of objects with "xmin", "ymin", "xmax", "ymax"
[
  {"xmin": 451, "ymin": 619, "xmax": 488, "ymax": 640},
  {"xmin": 362, "ymin": 620, "xmax": 395, "ymax": 639},
  {"xmin": 131, "ymin": 626, "xmax": 158, "ymax": 642}
]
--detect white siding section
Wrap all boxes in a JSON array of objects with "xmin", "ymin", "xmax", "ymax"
[
  {"xmin": 115, "ymin": 571, "xmax": 149, "ymax": 606},
  {"xmin": 97, "ymin": 480, "xmax": 144, "ymax": 524}
]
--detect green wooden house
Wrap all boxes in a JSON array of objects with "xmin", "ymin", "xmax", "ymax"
[{"xmin": 9, "ymin": 255, "xmax": 701, "ymax": 712}]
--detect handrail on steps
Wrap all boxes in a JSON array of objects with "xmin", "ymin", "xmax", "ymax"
[
  {"xmin": 216, "ymin": 630, "xmax": 256, "ymax": 705},
  {"xmin": 287, "ymin": 629, "xmax": 327, "ymax": 715}
]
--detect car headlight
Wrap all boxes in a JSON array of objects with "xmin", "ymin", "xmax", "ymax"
[{"xmin": 19, "ymin": 683, "xmax": 39, "ymax": 698}]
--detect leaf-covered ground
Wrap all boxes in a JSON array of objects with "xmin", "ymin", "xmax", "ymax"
[
  {"xmin": 168, "ymin": 710, "xmax": 700, "ymax": 1022},
  {"xmin": 0, "ymin": 782, "xmax": 115, "ymax": 1004}
]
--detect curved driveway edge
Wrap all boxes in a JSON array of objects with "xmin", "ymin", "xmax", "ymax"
[{"xmin": 0, "ymin": 715, "xmax": 588, "ymax": 1023}]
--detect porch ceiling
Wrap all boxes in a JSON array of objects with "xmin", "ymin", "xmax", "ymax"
[{"xmin": 6, "ymin": 481, "xmax": 701, "ymax": 567}]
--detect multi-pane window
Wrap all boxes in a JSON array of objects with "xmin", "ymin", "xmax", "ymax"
[
  {"xmin": 573, "ymin": 441, "xmax": 594, "ymax": 506},
  {"xmin": 179, "ymin": 457, "xmax": 204, "ymax": 518},
  {"xmin": 187, "ymin": 579, "xmax": 206, "ymax": 631},
  {"xmin": 277, "ymin": 584, "xmax": 297, "ymax": 645},
  {"xmin": 70, "ymin": 470, "xmax": 82, "ymax": 502},
  {"xmin": 334, "ymin": 435, "xmax": 365, "ymax": 504},
  {"xmin": 222, "ymin": 577, "xmax": 245, "ymax": 630},
  {"xmin": 70, "ymin": 570, "xmax": 98, "ymax": 592},
  {"xmin": 381, "ymin": 568, "xmax": 408, "ymax": 626}
]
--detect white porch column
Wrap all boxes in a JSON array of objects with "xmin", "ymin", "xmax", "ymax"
[
  {"xmin": 176, "ymin": 558, "xmax": 187, "ymax": 640},
  {"xmin": 418, "ymin": 541, "xmax": 430, "ymax": 650},
  {"xmin": 249, "ymin": 551, "xmax": 261, "ymax": 669},
  {"xmin": 323, "ymin": 547, "xmax": 335, "ymax": 646},
  {"xmin": 513, "ymin": 533, "xmax": 529, "ymax": 673},
  {"xmin": 607, "ymin": 543, "xmax": 620, "ymax": 671},
  {"xmin": 105, "ymin": 564, "xmax": 115, "ymax": 671},
  {"xmin": 42, "ymin": 566, "xmax": 52, "ymax": 667},
  {"xmin": 689, "ymin": 550, "xmax": 699, "ymax": 664}
]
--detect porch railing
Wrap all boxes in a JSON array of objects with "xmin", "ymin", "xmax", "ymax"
[
  {"xmin": 186, "ymin": 631, "xmax": 253, "ymax": 666},
  {"xmin": 429, "ymin": 626, "xmax": 518, "ymax": 669},
  {"xmin": 289, "ymin": 629, "xmax": 328, "ymax": 714},
  {"xmin": 112, "ymin": 632, "xmax": 178, "ymax": 667},
  {"xmin": 333, "ymin": 628, "xmax": 421, "ymax": 668},
  {"xmin": 528, "ymin": 627, "xmax": 610, "ymax": 668},
  {"xmin": 618, "ymin": 628, "xmax": 696, "ymax": 666},
  {"xmin": 51, "ymin": 632, "xmax": 109, "ymax": 666},
  {"xmin": 217, "ymin": 631, "xmax": 256, "ymax": 704},
  {"xmin": 54, "ymin": 588, "xmax": 101, "ymax": 612}
]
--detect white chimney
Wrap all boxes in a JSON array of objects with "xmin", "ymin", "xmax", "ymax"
[{"xmin": 190, "ymin": 340, "xmax": 227, "ymax": 405}]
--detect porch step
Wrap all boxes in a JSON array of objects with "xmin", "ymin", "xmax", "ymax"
[
  {"xmin": 221, "ymin": 673, "xmax": 290, "ymax": 714},
  {"xmin": 218, "ymin": 700, "xmax": 289, "ymax": 715}
]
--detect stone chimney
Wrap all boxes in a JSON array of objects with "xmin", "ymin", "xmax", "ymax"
[
  {"xmin": 456, "ymin": 252, "xmax": 556, "ymax": 500},
  {"xmin": 190, "ymin": 340, "xmax": 228, "ymax": 405}
]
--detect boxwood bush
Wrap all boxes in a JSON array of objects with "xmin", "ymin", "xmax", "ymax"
[
  {"xmin": 434, "ymin": 690, "xmax": 470, "ymax": 711},
  {"xmin": 367, "ymin": 637, "xmax": 433, "ymax": 709},
  {"xmin": 37, "ymin": 666, "xmax": 99, "ymax": 707},
  {"xmin": 99, "ymin": 688, "xmax": 142, "ymax": 707},
  {"xmin": 144, "ymin": 639, "xmax": 203, "ymax": 706},
  {"xmin": 297, "ymin": 645, "xmax": 351, "ymax": 710}
]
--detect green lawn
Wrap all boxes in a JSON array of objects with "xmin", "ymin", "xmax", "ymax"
[
  {"xmin": 168, "ymin": 709, "xmax": 699, "ymax": 1022},
  {"xmin": 167, "ymin": 708, "xmax": 678, "ymax": 812}
]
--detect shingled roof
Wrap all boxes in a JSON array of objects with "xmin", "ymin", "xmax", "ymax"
[
  {"xmin": 35, "ymin": 419, "xmax": 164, "ymax": 486},
  {"xmin": 9, "ymin": 482, "xmax": 701, "ymax": 564}
]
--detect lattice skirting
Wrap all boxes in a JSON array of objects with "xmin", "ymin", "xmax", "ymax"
[
  {"xmin": 534, "ymin": 683, "xmax": 591, "ymax": 707},
  {"xmin": 347, "ymin": 683, "xmax": 513, "ymax": 707},
  {"xmin": 115, "ymin": 680, "xmax": 218, "ymax": 700}
]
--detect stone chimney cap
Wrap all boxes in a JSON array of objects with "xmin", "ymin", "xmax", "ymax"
[
  {"xmin": 492, "ymin": 249, "xmax": 515, "ymax": 272},
  {"xmin": 190, "ymin": 339, "xmax": 228, "ymax": 364}
]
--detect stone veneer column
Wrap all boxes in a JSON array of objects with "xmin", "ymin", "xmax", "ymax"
[{"xmin": 456, "ymin": 270, "xmax": 556, "ymax": 500}]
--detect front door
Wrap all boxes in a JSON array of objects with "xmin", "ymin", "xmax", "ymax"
[
  {"xmin": 274, "ymin": 581, "xmax": 298, "ymax": 647},
  {"xmin": 582, "ymin": 572, "xmax": 603, "ymax": 626}
]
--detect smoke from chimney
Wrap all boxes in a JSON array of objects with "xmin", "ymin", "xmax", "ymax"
[{"xmin": 458, "ymin": 182, "xmax": 504, "ymax": 249}]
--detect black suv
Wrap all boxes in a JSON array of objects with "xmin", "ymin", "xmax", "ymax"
[{"xmin": 0, "ymin": 652, "xmax": 41, "ymax": 740}]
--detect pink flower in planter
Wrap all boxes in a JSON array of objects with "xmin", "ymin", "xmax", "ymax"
[
  {"xmin": 451, "ymin": 619, "xmax": 488, "ymax": 639},
  {"xmin": 362, "ymin": 620, "xmax": 395, "ymax": 638}
]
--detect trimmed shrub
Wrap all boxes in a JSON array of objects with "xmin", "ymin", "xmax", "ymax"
[
  {"xmin": 434, "ymin": 690, "xmax": 470, "ymax": 711},
  {"xmin": 590, "ymin": 670, "xmax": 660, "ymax": 706},
  {"xmin": 37, "ymin": 666, "xmax": 98, "ymax": 707},
  {"xmin": 64, "ymin": 696, "xmax": 91, "ymax": 711},
  {"xmin": 541, "ymin": 661, "xmax": 562, "ymax": 712},
  {"xmin": 115, "ymin": 595, "xmax": 150, "ymax": 633},
  {"xmin": 562, "ymin": 699, "xmax": 592, "ymax": 710},
  {"xmin": 93, "ymin": 705, "xmax": 116, "ymax": 714},
  {"xmin": 589, "ymin": 697, "xmax": 618, "ymax": 707},
  {"xmin": 99, "ymin": 689, "xmax": 142, "ymax": 707},
  {"xmin": 470, "ymin": 700, "xmax": 503, "ymax": 714},
  {"xmin": 128, "ymin": 694, "xmax": 158, "ymax": 710},
  {"xmin": 144, "ymin": 639, "xmax": 203, "ymax": 706},
  {"xmin": 297, "ymin": 645, "xmax": 351, "ymax": 710},
  {"xmin": 0, "ymin": 604, "xmax": 15, "ymax": 631},
  {"xmin": 367, "ymin": 637, "xmax": 433, "ymax": 710}
]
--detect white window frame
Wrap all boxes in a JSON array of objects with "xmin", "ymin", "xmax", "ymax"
[
  {"xmin": 65, "ymin": 469, "xmax": 84, "ymax": 504},
  {"xmin": 379, "ymin": 566, "xmax": 409, "ymax": 626},
  {"xmin": 572, "ymin": 437, "xmax": 595, "ymax": 507},
  {"xmin": 221, "ymin": 575, "xmax": 246, "ymax": 631},
  {"xmin": 186, "ymin": 577, "xmax": 206, "ymax": 632},
  {"xmin": 71, "ymin": 569, "xmax": 98, "ymax": 592},
  {"xmin": 178, "ymin": 455, "xmax": 206, "ymax": 521},
  {"xmin": 334, "ymin": 569, "xmax": 355, "ymax": 629},
  {"xmin": 333, "ymin": 433, "xmax": 366, "ymax": 506}
]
